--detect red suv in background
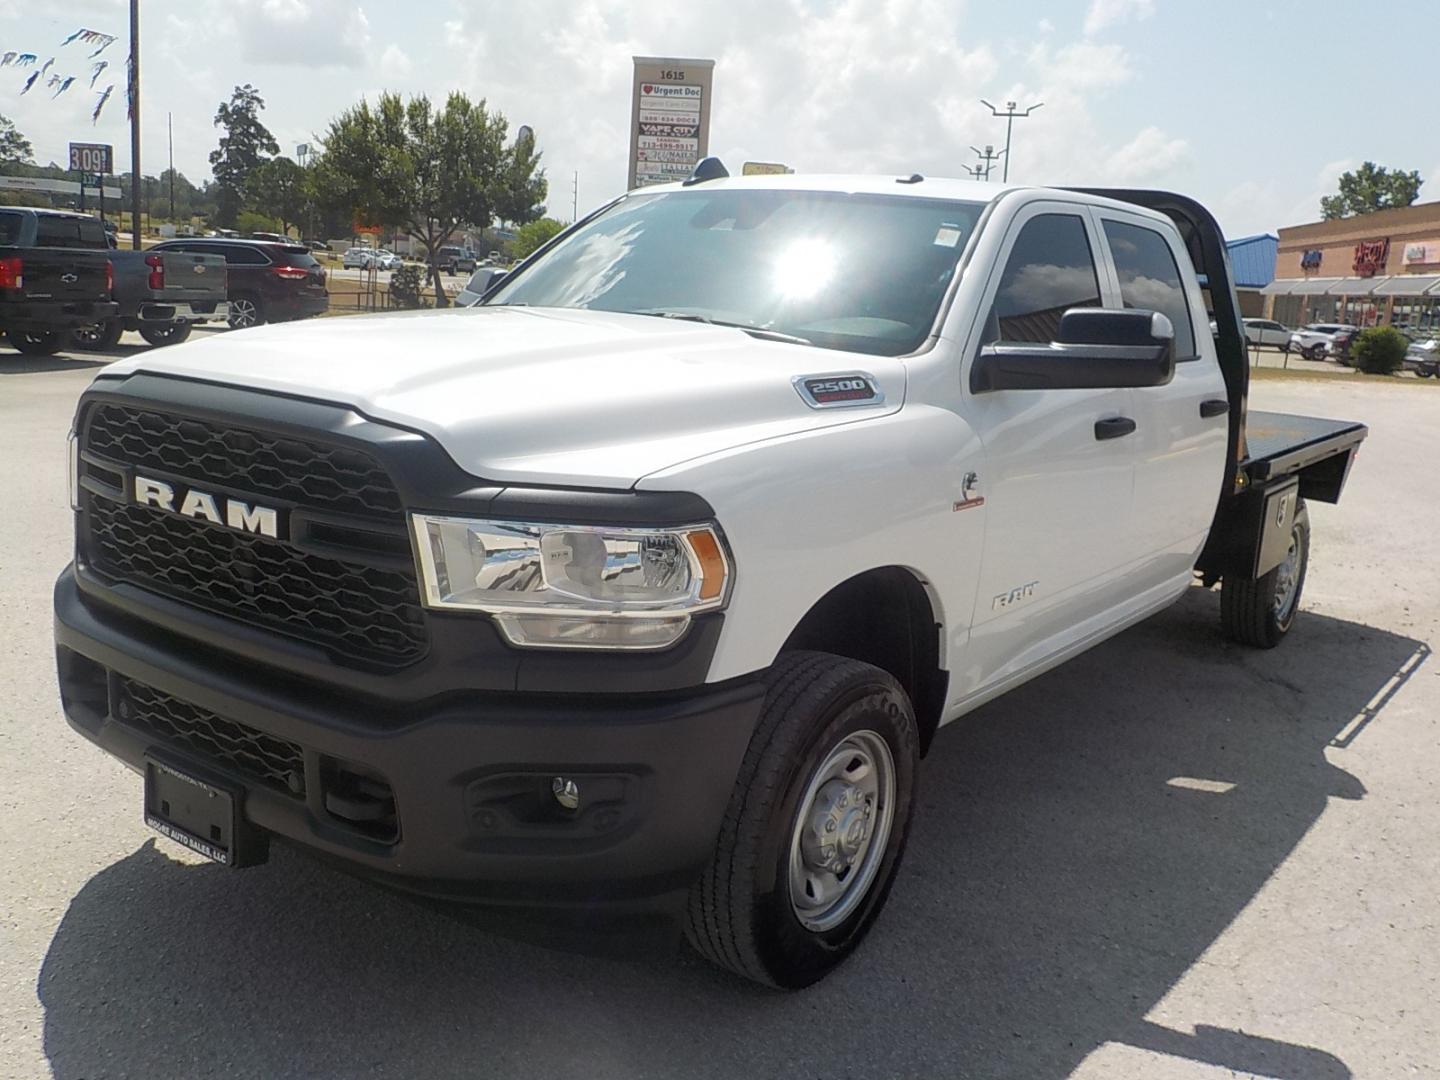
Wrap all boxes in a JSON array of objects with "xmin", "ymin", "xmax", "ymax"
[{"xmin": 148, "ymin": 238, "xmax": 329, "ymax": 329}]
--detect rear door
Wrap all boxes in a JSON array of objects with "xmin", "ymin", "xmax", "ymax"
[
  {"xmin": 958, "ymin": 202, "xmax": 1139, "ymax": 690},
  {"xmin": 1094, "ymin": 209, "xmax": 1228, "ymax": 588}
]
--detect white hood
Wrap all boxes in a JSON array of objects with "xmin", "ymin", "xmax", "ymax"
[{"xmin": 102, "ymin": 306, "xmax": 905, "ymax": 488}]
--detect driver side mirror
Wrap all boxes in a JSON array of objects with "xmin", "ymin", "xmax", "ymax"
[{"xmin": 971, "ymin": 308, "xmax": 1176, "ymax": 393}]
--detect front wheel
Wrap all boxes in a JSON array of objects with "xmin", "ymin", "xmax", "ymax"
[
  {"xmin": 1221, "ymin": 499, "xmax": 1310, "ymax": 648},
  {"xmin": 6, "ymin": 328, "xmax": 63, "ymax": 356},
  {"xmin": 684, "ymin": 651, "xmax": 919, "ymax": 988},
  {"xmin": 1303, "ymin": 345, "xmax": 1325, "ymax": 361},
  {"xmin": 139, "ymin": 321, "xmax": 192, "ymax": 347}
]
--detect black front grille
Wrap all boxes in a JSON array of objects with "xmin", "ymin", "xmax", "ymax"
[
  {"xmin": 86, "ymin": 403, "xmax": 402, "ymax": 521},
  {"xmin": 86, "ymin": 493, "xmax": 426, "ymax": 666},
  {"xmin": 117, "ymin": 677, "xmax": 306, "ymax": 797},
  {"xmin": 80, "ymin": 402, "xmax": 428, "ymax": 668}
]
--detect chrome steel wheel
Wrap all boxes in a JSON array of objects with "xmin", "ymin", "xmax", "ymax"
[
  {"xmin": 1273, "ymin": 523, "xmax": 1304, "ymax": 622},
  {"xmin": 788, "ymin": 729, "xmax": 896, "ymax": 932}
]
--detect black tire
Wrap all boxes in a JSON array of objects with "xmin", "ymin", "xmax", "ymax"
[
  {"xmin": 69, "ymin": 318, "xmax": 124, "ymax": 351},
  {"xmin": 227, "ymin": 294, "xmax": 264, "ymax": 329},
  {"xmin": 139, "ymin": 321, "xmax": 192, "ymax": 347},
  {"xmin": 1221, "ymin": 499, "xmax": 1310, "ymax": 648},
  {"xmin": 684, "ymin": 651, "xmax": 919, "ymax": 988},
  {"xmin": 1303, "ymin": 345, "xmax": 1324, "ymax": 361},
  {"xmin": 6, "ymin": 328, "xmax": 63, "ymax": 356}
]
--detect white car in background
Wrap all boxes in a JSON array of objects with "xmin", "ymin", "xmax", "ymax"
[
  {"xmin": 1242, "ymin": 318, "xmax": 1293, "ymax": 348},
  {"xmin": 373, "ymin": 250, "xmax": 403, "ymax": 271},
  {"xmin": 1288, "ymin": 322, "xmax": 1357, "ymax": 361},
  {"xmin": 342, "ymin": 247, "xmax": 376, "ymax": 270}
]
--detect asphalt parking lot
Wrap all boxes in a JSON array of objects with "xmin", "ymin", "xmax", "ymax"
[{"xmin": 1, "ymin": 348, "xmax": 1437, "ymax": 1079}]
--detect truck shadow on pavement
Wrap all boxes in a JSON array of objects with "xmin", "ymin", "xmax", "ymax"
[{"xmin": 37, "ymin": 589, "xmax": 1428, "ymax": 1080}]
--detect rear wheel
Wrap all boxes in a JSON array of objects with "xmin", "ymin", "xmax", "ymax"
[
  {"xmin": 6, "ymin": 328, "xmax": 63, "ymax": 356},
  {"xmin": 684, "ymin": 651, "xmax": 919, "ymax": 988},
  {"xmin": 1303, "ymin": 344, "xmax": 1324, "ymax": 361},
  {"xmin": 70, "ymin": 318, "xmax": 124, "ymax": 351},
  {"xmin": 1221, "ymin": 499, "xmax": 1310, "ymax": 648},
  {"xmin": 227, "ymin": 294, "xmax": 263, "ymax": 329},
  {"xmin": 139, "ymin": 321, "xmax": 192, "ymax": 347}
]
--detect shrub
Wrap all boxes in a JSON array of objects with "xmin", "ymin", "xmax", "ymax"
[
  {"xmin": 388, "ymin": 264, "xmax": 429, "ymax": 310},
  {"xmin": 1350, "ymin": 326, "xmax": 1407, "ymax": 375}
]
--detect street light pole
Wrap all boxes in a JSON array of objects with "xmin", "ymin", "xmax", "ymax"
[
  {"xmin": 128, "ymin": 0, "xmax": 141, "ymax": 248},
  {"xmin": 980, "ymin": 98, "xmax": 1043, "ymax": 183},
  {"xmin": 969, "ymin": 144, "xmax": 1005, "ymax": 181}
]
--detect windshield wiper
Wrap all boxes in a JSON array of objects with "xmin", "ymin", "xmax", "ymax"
[{"xmin": 633, "ymin": 310, "xmax": 812, "ymax": 347}]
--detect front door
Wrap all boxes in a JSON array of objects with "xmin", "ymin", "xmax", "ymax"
[{"xmin": 955, "ymin": 203, "xmax": 1139, "ymax": 695}]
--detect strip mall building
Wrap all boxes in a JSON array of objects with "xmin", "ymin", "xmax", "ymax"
[{"xmin": 1263, "ymin": 199, "xmax": 1440, "ymax": 334}]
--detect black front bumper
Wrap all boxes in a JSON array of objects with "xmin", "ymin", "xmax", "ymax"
[
  {"xmin": 55, "ymin": 566, "xmax": 764, "ymax": 928},
  {"xmin": 3, "ymin": 299, "xmax": 118, "ymax": 332}
]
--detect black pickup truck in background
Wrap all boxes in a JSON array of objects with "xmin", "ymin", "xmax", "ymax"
[
  {"xmin": 71, "ymin": 245, "xmax": 229, "ymax": 350},
  {"xmin": 0, "ymin": 207, "xmax": 117, "ymax": 356}
]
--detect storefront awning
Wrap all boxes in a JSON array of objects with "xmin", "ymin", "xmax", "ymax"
[
  {"xmin": 1373, "ymin": 274, "xmax": 1440, "ymax": 297},
  {"xmin": 1328, "ymin": 277, "xmax": 1387, "ymax": 296},
  {"xmin": 1260, "ymin": 279, "xmax": 1300, "ymax": 295},
  {"xmin": 1284, "ymin": 277, "xmax": 1342, "ymax": 296}
]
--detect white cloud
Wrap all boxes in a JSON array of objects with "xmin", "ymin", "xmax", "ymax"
[
  {"xmin": 231, "ymin": 0, "xmax": 371, "ymax": 67},
  {"xmin": 1037, "ymin": 17, "xmax": 1055, "ymax": 33},
  {"xmin": 1104, "ymin": 125, "xmax": 1189, "ymax": 182},
  {"xmin": 378, "ymin": 43, "xmax": 411, "ymax": 81},
  {"xmin": 1083, "ymin": 0, "xmax": 1155, "ymax": 36}
]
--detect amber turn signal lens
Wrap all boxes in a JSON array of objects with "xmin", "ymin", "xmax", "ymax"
[{"xmin": 687, "ymin": 529, "xmax": 727, "ymax": 601}]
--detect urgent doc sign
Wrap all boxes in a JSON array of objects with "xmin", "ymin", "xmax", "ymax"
[
  {"xmin": 69, "ymin": 142, "xmax": 114, "ymax": 175},
  {"xmin": 627, "ymin": 57, "xmax": 714, "ymax": 190}
]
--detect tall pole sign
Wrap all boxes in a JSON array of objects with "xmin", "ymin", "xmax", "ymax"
[{"xmin": 628, "ymin": 56, "xmax": 714, "ymax": 190}]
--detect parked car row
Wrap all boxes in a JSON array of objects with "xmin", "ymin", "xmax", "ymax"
[{"xmin": 0, "ymin": 208, "xmax": 330, "ymax": 357}]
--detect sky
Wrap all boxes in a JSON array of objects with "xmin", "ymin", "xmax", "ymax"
[{"xmin": 1, "ymin": 0, "xmax": 1437, "ymax": 240}]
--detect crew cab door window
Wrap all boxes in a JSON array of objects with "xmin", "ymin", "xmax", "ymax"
[
  {"xmin": 983, "ymin": 213, "xmax": 1102, "ymax": 344},
  {"xmin": 1102, "ymin": 219, "xmax": 1197, "ymax": 359},
  {"xmin": 35, "ymin": 215, "xmax": 108, "ymax": 249}
]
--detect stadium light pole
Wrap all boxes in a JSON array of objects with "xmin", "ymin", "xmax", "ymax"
[{"xmin": 980, "ymin": 99, "xmax": 1043, "ymax": 183}]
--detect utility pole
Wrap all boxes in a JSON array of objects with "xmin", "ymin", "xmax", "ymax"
[
  {"xmin": 167, "ymin": 111, "xmax": 175, "ymax": 221},
  {"xmin": 980, "ymin": 99, "xmax": 1043, "ymax": 183},
  {"xmin": 129, "ymin": 0, "xmax": 140, "ymax": 249},
  {"xmin": 969, "ymin": 144, "xmax": 1005, "ymax": 181}
]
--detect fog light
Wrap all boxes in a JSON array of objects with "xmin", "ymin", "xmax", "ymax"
[{"xmin": 551, "ymin": 776, "xmax": 580, "ymax": 811}]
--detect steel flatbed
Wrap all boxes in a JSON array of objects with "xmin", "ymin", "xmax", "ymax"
[{"xmin": 1242, "ymin": 411, "xmax": 1369, "ymax": 483}]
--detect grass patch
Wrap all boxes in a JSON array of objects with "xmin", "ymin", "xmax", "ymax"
[{"xmin": 1249, "ymin": 366, "xmax": 1437, "ymax": 387}]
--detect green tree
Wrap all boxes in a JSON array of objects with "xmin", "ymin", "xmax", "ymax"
[
  {"xmin": 1320, "ymin": 162, "xmax": 1424, "ymax": 220},
  {"xmin": 246, "ymin": 156, "xmax": 307, "ymax": 236},
  {"xmin": 209, "ymin": 84, "xmax": 279, "ymax": 228},
  {"xmin": 508, "ymin": 217, "xmax": 564, "ymax": 260},
  {"xmin": 317, "ymin": 91, "xmax": 546, "ymax": 305},
  {"xmin": 0, "ymin": 113, "xmax": 33, "ymax": 165}
]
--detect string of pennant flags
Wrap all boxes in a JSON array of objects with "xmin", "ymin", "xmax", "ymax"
[{"xmin": 3, "ymin": 27, "xmax": 122, "ymax": 124}]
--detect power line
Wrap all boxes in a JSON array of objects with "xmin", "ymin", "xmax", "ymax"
[{"xmin": 979, "ymin": 99, "xmax": 1043, "ymax": 183}]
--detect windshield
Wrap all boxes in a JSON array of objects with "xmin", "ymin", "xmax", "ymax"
[{"xmin": 487, "ymin": 188, "xmax": 988, "ymax": 356}]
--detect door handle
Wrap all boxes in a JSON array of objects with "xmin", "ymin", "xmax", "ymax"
[
  {"xmin": 1199, "ymin": 398, "xmax": 1230, "ymax": 418},
  {"xmin": 1094, "ymin": 416, "xmax": 1137, "ymax": 441}
]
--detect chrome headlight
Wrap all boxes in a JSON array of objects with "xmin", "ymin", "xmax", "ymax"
[{"xmin": 410, "ymin": 516, "xmax": 731, "ymax": 650}]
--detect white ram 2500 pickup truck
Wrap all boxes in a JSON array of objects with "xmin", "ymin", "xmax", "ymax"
[{"xmin": 56, "ymin": 171, "xmax": 1367, "ymax": 988}]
